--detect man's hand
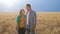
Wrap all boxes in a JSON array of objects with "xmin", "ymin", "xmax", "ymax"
[{"xmin": 32, "ymin": 25, "xmax": 36, "ymax": 32}]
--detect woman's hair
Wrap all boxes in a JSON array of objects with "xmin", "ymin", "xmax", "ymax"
[{"xmin": 20, "ymin": 9, "xmax": 25, "ymax": 14}]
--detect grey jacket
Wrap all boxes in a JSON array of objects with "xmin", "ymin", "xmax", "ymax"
[{"xmin": 25, "ymin": 9, "xmax": 36, "ymax": 30}]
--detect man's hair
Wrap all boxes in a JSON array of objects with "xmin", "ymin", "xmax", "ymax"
[{"xmin": 26, "ymin": 4, "xmax": 31, "ymax": 7}]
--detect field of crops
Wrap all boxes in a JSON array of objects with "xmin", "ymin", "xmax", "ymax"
[{"xmin": 0, "ymin": 12, "xmax": 60, "ymax": 34}]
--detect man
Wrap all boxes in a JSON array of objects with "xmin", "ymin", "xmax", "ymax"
[{"xmin": 25, "ymin": 4, "xmax": 36, "ymax": 34}]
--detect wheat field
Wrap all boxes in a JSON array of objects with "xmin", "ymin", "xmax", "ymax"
[{"xmin": 0, "ymin": 12, "xmax": 60, "ymax": 34}]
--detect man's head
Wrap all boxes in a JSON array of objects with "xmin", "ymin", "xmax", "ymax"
[{"xmin": 26, "ymin": 4, "xmax": 31, "ymax": 11}]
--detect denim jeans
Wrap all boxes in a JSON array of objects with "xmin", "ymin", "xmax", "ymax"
[{"xmin": 25, "ymin": 25, "xmax": 35, "ymax": 34}]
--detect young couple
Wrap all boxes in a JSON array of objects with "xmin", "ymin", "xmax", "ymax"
[{"xmin": 17, "ymin": 4, "xmax": 36, "ymax": 34}]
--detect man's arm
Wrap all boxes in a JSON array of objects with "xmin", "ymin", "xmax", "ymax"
[
  {"xmin": 32, "ymin": 11, "xmax": 37, "ymax": 31},
  {"xmin": 33, "ymin": 12, "xmax": 36, "ymax": 27}
]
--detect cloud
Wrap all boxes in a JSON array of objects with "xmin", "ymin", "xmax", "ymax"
[{"xmin": 0, "ymin": 0, "xmax": 27, "ymax": 12}]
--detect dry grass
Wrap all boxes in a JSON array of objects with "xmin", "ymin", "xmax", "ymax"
[{"xmin": 0, "ymin": 12, "xmax": 60, "ymax": 34}]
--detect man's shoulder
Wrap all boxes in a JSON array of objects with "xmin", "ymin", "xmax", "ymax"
[{"xmin": 31, "ymin": 10, "xmax": 36, "ymax": 14}]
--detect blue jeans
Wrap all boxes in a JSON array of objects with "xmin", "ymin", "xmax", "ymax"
[{"xmin": 25, "ymin": 25, "xmax": 35, "ymax": 34}]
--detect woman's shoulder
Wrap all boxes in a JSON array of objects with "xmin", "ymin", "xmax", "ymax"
[
  {"xmin": 24, "ymin": 15, "xmax": 26, "ymax": 17},
  {"xmin": 17, "ymin": 15, "xmax": 21, "ymax": 18},
  {"xmin": 18, "ymin": 14, "xmax": 22, "ymax": 16}
]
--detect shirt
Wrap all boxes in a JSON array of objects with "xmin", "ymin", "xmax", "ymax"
[
  {"xmin": 20, "ymin": 16, "xmax": 25, "ymax": 28},
  {"xmin": 26, "ymin": 11, "xmax": 30, "ymax": 25}
]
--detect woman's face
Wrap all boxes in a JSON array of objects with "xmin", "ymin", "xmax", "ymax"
[{"xmin": 21, "ymin": 10, "xmax": 25, "ymax": 15}]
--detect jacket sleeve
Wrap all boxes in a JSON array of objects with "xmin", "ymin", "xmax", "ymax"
[
  {"xmin": 16, "ymin": 15, "xmax": 20, "ymax": 30},
  {"xmin": 17, "ymin": 15, "xmax": 19, "ymax": 23},
  {"xmin": 33, "ymin": 11, "xmax": 37, "ymax": 26},
  {"xmin": 16, "ymin": 15, "xmax": 20, "ymax": 24}
]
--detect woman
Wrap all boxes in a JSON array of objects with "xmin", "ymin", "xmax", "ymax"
[{"xmin": 17, "ymin": 9, "xmax": 25, "ymax": 34}]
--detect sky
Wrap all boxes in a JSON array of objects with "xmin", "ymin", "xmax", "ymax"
[{"xmin": 0, "ymin": 0, "xmax": 60, "ymax": 12}]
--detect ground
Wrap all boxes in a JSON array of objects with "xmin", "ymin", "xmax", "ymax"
[{"xmin": 0, "ymin": 12, "xmax": 60, "ymax": 34}]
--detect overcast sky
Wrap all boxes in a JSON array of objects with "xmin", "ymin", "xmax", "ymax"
[{"xmin": 0, "ymin": 0, "xmax": 60, "ymax": 12}]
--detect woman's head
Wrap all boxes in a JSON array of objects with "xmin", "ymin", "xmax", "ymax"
[{"xmin": 20, "ymin": 9, "xmax": 25, "ymax": 15}]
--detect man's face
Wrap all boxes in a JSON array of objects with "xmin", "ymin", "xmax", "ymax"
[{"xmin": 26, "ymin": 6, "xmax": 31, "ymax": 11}]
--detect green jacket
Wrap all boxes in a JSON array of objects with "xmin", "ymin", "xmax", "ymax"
[
  {"xmin": 17, "ymin": 15, "xmax": 21, "ymax": 27},
  {"xmin": 17, "ymin": 15, "xmax": 26, "ymax": 27}
]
